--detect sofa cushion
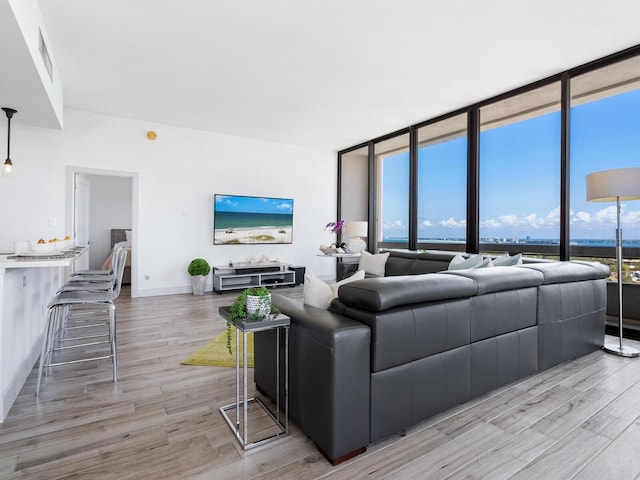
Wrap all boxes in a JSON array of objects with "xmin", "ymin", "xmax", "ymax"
[
  {"xmin": 338, "ymin": 274, "xmax": 478, "ymax": 312},
  {"xmin": 359, "ymin": 251, "xmax": 390, "ymax": 277},
  {"xmin": 441, "ymin": 265, "xmax": 544, "ymax": 295},
  {"xmin": 384, "ymin": 250, "xmax": 468, "ymax": 276},
  {"xmin": 345, "ymin": 298, "xmax": 472, "ymax": 373},
  {"xmin": 384, "ymin": 251, "xmax": 418, "ymax": 276},
  {"xmin": 519, "ymin": 261, "xmax": 610, "ymax": 284},
  {"xmin": 411, "ymin": 251, "xmax": 466, "ymax": 274},
  {"xmin": 469, "ymin": 287, "xmax": 538, "ymax": 342}
]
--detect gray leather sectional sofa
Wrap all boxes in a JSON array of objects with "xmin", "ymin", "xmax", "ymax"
[{"xmin": 254, "ymin": 250, "xmax": 610, "ymax": 464}]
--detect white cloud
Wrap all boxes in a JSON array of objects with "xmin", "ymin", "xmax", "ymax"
[
  {"xmin": 481, "ymin": 219, "xmax": 502, "ymax": 228},
  {"xmin": 574, "ymin": 211, "xmax": 592, "ymax": 223},
  {"xmin": 622, "ymin": 209, "xmax": 640, "ymax": 224},
  {"xmin": 384, "ymin": 219, "xmax": 405, "ymax": 229},
  {"xmin": 547, "ymin": 206, "xmax": 560, "ymax": 224},
  {"xmin": 422, "ymin": 220, "xmax": 433, "ymax": 227},
  {"xmin": 276, "ymin": 203, "xmax": 292, "ymax": 211},
  {"xmin": 498, "ymin": 214, "xmax": 518, "ymax": 226},
  {"xmin": 481, "ymin": 207, "xmax": 559, "ymax": 229},
  {"xmin": 594, "ymin": 205, "xmax": 618, "ymax": 224},
  {"xmin": 439, "ymin": 217, "xmax": 466, "ymax": 228},
  {"xmin": 522, "ymin": 213, "xmax": 540, "ymax": 228},
  {"xmin": 445, "ymin": 203, "xmax": 640, "ymax": 234}
]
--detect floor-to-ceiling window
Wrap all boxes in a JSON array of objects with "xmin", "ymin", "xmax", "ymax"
[
  {"xmin": 375, "ymin": 133, "xmax": 410, "ymax": 251},
  {"xmin": 570, "ymin": 55, "xmax": 640, "ymax": 284},
  {"xmin": 416, "ymin": 114, "xmax": 467, "ymax": 250},
  {"xmin": 338, "ymin": 44, "xmax": 640, "ymax": 261},
  {"xmin": 479, "ymin": 82, "xmax": 562, "ymax": 256}
]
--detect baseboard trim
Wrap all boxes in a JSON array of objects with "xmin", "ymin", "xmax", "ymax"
[{"xmin": 1, "ymin": 334, "xmax": 41, "ymax": 422}]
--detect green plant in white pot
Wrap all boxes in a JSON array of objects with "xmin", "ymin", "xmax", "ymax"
[
  {"xmin": 225, "ymin": 286, "xmax": 279, "ymax": 354},
  {"xmin": 187, "ymin": 258, "xmax": 210, "ymax": 295}
]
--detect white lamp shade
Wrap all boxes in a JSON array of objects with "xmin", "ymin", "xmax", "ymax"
[
  {"xmin": 345, "ymin": 221, "xmax": 368, "ymax": 237},
  {"xmin": 586, "ymin": 167, "xmax": 640, "ymax": 202}
]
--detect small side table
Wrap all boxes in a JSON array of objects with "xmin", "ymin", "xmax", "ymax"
[
  {"xmin": 317, "ymin": 253, "xmax": 361, "ymax": 281},
  {"xmin": 218, "ymin": 306, "xmax": 290, "ymax": 450}
]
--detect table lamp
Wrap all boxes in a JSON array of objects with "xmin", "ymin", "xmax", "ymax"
[
  {"xmin": 345, "ymin": 221, "xmax": 368, "ymax": 253},
  {"xmin": 586, "ymin": 167, "xmax": 640, "ymax": 358}
]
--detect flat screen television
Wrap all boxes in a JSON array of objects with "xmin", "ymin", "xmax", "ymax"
[{"xmin": 213, "ymin": 194, "xmax": 294, "ymax": 245}]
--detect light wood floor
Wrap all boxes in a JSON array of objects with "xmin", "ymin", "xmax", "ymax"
[{"xmin": 2, "ymin": 286, "xmax": 640, "ymax": 479}]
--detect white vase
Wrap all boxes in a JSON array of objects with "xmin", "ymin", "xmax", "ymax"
[
  {"xmin": 191, "ymin": 275, "xmax": 207, "ymax": 295},
  {"xmin": 246, "ymin": 293, "xmax": 271, "ymax": 317},
  {"xmin": 347, "ymin": 237, "xmax": 367, "ymax": 254}
]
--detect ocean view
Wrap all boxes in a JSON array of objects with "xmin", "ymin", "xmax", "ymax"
[
  {"xmin": 214, "ymin": 211, "xmax": 293, "ymax": 230},
  {"xmin": 381, "ymin": 237, "xmax": 640, "ymax": 247}
]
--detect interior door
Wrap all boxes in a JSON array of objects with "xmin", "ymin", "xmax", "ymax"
[{"xmin": 74, "ymin": 173, "xmax": 90, "ymax": 270}]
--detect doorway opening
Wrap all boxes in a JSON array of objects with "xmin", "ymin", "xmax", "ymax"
[{"xmin": 66, "ymin": 167, "xmax": 139, "ymax": 297}]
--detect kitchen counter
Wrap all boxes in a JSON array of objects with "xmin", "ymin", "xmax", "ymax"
[
  {"xmin": 0, "ymin": 252, "xmax": 80, "ymax": 270},
  {"xmin": 0, "ymin": 247, "xmax": 87, "ymax": 421}
]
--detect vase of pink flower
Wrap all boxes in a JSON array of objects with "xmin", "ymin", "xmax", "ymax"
[{"xmin": 320, "ymin": 220, "xmax": 346, "ymax": 253}]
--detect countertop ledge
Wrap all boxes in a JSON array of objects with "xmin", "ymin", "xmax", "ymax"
[{"xmin": 0, "ymin": 248, "xmax": 87, "ymax": 270}]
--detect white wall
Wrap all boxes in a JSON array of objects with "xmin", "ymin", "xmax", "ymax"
[
  {"xmin": 86, "ymin": 174, "xmax": 132, "ymax": 270},
  {"xmin": 0, "ymin": 109, "xmax": 338, "ymax": 296}
]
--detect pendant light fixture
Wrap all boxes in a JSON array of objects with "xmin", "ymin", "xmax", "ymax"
[{"xmin": 2, "ymin": 107, "xmax": 17, "ymax": 179}]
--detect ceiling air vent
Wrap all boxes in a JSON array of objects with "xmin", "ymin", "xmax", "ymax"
[{"xmin": 39, "ymin": 28, "xmax": 53, "ymax": 82}]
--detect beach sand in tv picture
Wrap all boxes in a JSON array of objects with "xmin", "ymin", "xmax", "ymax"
[{"xmin": 213, "ymin": 194, "xmax": 293, "ymax": 245}]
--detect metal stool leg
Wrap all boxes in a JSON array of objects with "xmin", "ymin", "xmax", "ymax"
[
  {"xmin": 36, "ymin": 306, "xmax": 57, "ymax": 396},
  {"xmin": 109, "ymin": 303, "xmax": 117, "ymax": 382}
]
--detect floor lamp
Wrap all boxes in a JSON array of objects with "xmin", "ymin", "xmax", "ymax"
[{"xmin": 586, "ymin": 167, "xmax": 640, "ymax": 358}]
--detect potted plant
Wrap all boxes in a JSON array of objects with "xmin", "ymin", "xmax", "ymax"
[
  {"xmin": 225, "ymin": 286, "xmax": 280, "ymax": 354},
  {"xmin": 321, "ymin": 220, "xmax": 346, "ymax": 253},
  {"xmin": 187, "ymin": 258, "xmax": 211, "ymax": 295}
]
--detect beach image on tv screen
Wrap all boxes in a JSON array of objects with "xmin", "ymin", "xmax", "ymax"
[{"xmin": 214, "ymin": 194, "xmax": 293, "ymax": 244}]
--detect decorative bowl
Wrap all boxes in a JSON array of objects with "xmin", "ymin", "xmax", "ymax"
[
  {"xmin": 29, "ymin": 241, "xmax": 58, "ymax": 253},
  {"xmin": 57, "ymin": 239, "xmax": 72, "ymax": 249}
]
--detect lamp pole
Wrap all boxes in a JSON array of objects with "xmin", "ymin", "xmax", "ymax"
[{"xmin": 602, "ymin": 195, "xmax": 639, "ymax": 357}]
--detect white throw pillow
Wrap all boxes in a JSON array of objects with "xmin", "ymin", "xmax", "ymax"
[
  {"xmin": 124, "ymin": 230, "xmax": 132, "ymax": 248},
  {"xmin": 476, "ymin": 258, "xmax": 494, "ymax": 268},
  {"xmin": 493, "ymin": 253, "xmax": 523, "ymax": 267},
  {"xmin": 330, "ymin": 269, "xmax": 365, "ymax": 298},
  {"xmin": 448, "ymin": 254, "xmax": 484, "ymax": 270},
  {"xmin": 358, "ymin": 251, "xmax": 390, "ymax": 277},
  {"xmin": 303, "ymin": 271, "xmax": 333, "ymax": 309}
]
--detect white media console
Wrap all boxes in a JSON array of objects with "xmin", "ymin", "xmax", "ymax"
[{"xmin": 213, "ymin": 263, "xmax": 303, "ymax": 293}]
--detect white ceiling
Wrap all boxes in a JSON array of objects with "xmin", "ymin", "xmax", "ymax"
[{"xmin": 24, "ymin": 1, "xmax": 640, "ymax": 150}]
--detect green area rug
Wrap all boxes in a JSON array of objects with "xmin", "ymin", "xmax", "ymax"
[{"xmin": 181, "ymin": 326, "xmax": 254, "ymax": 367}]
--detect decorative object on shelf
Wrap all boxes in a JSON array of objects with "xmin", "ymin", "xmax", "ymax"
[
  {"xmin": 225, "ymin": 286, "xmax": 280, "ymax": 354},
  {"xmin": 230, "ymin": 255, "xmax": 280, "ymax": 268},
  {"xmin": 345, "ymin": 221, "xmax": 368, "ymax": 254},
  {"xmin": 323, "ymin": 220, "xmax": 346, "ymax": 251},
  {"xmin": 2, "ymin": 107, "xmax": 17, "ymax": 179},
  {"xmin": 587, "ymin": 167, "xmax": 640, "ymax": 358},
  {"xmin": 187, "ymin": 258, "xmax": 211, "ymax": 296},
  {"xmin": 319, "ymin": 244, "xmax": 339, "ymax": 255}
]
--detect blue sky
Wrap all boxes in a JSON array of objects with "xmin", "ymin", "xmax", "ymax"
[
  {"xmin": 381, "ymin": 88, "xmax": 640, "ymax": 241},
  {"xmin": 215, "ymin": 195, "xmax": 293, "ymax": 214}
]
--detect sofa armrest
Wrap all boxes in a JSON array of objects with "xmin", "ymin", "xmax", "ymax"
[{"xmin": 254, "ymin": 294, "xmax": 371, "ymax": 462}]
